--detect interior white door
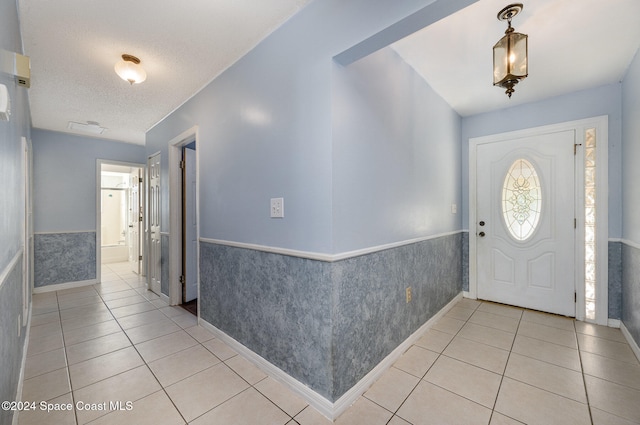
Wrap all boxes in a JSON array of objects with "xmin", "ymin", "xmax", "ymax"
[
  {"xmin": 184, "ymin": 148, "xmax": 197, "ymax": 302},
  {"xmin": 476, "ymin": 130, "xmax": 576, "ymax": 316},
  {"xmin": 149, "ymin": 154, "xmax": 162, "ymax": 295},
  {"xmin": 128, "ymin": 168, "xmax": 140, "ymax": 274}
]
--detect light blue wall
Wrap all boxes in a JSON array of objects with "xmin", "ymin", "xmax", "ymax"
[
  {"xmin": 461, "ymin": 83, "xmax": 623, "ymax": 238},
  {"xmin": 622, "ymin": 49, "xmax": 640, "ymax": 245},
  {"xmin": 0, "ymin": 0, "xmax": 31, "ymax": 422},
  {"xmin": 146, "ymin": 0, "xmax": 473, "ymax": 403},
  {"xmin": 32, "ymin": 129, "xmax": 146, "ymax": 233},
  {"xmin": 146, "ymin": 0, "xmax": 474, "ymax": 254},
  {"xmin": 31, "ymin": 130, "xmax": 145, "ymax": 287},
  {"xmin": 332, "ymin": 47, "xmax": 461, "ymax": 252},
  {"xmin": 621, "ymin": 48, "xmax": 640, "ymax": 346},
  {"xmin": 0, "ymin": 1, "xmax": 30, "ymax": 273}
]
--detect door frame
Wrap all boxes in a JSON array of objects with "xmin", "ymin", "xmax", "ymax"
[
  {"xmin": 168, "ymin": 126, "xmax": 200, "ymax": 308},
  {"xmin": 128, "ymin": 167, "xmax": 143, "ymax": 275},
  {"xmin": 22, "ymin": 137, "xmax": 33, "ymax": 327},
  {"xmin": 182, "ymin": 146, "xmax": 198, "ymax": 302},
  {"xmin": 96, "ymin": 159, "xmax": 146, "ymax": 281},
  {"xmin": 468, "ymin": 116, "xmax": 608, "ymax": 324},
  {"xmin": 146, "ymin": 152, "xmax": 162, "ymax": 296}
]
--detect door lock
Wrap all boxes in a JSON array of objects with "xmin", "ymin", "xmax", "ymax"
[
  {"xmin": 479, "ymin": 231, "xmax": 486, "ymax": 237},
  {"xmin": 479, "ymin": 221, "xmax": 485, "ymax": 226}
]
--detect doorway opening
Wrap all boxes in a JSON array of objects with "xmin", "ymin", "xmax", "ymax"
[
  {"xmin": 168, "ymin": 127, "xmax": 200, "ymax": 315},
  {"xmin": 468, "ymin": 116, "xmax": 609, "ymax": 325},
  {"xmin": 97, "ymin": 160, "xmax": 146, "ymax": 280},
  {"xmin": 181, "ymin": 141, "xmax": 197, "ymax": 315}
]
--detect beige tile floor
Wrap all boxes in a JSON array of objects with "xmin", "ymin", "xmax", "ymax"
[{"xmin": 18, "ymin": 262, "xmax": 640, "ymax": 424}]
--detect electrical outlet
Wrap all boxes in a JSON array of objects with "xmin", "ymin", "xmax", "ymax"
[
  {"xmin": 270, "ymin": 197, "xmax": 284, "ymax": 218},
  {"xmin": 451, "ymin": 203, "xmax": 457, "ymax": 214},
  {"xmin": 406, "ymin": 287, "xmax": 412, "ymax": 303}
]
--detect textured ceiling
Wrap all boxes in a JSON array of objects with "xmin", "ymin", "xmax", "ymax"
[
  {"xmin": 392, "ymin": 0, "xmax": 640, "ymax": 117},
  {"xmin": 19, "ymin": 1, "xmax": 640, "ymax": 145},
  {"xmin": 19, "ymin": 0, "xmax": 311, "ymax": 144}
]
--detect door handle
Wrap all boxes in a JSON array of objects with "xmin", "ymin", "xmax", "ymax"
[{"xmin": 479, "ymin": 231, "xmax": 486, "ymax": 237}]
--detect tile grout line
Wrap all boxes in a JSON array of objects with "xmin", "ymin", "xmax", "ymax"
[
  {"xmin": 380, "ymin": 300, "xmax": 484, "ymax": 425},
  {"xmin": 93, "ymin": 269, "xmax": 296, "ymax": 425},
  {"xmin": 496, "ymin": 309, "xmax": 613, "ymax": 423},
  {"xmin": 394, "ymin": 301, "xmax": 525, "ymax": 424},
  {"xmin": 485, "ymin": 305, "xmax": 522, "ymax": 425},
  {"xmin": 67, "ymin": 278, "xmax": 142, "ymax": 424},
  {"xmin": 574, "ymin": 320, "xmax": 595, "ymax": 425},
  {"xmin": 94, "ymin": 274, "xmax": 191, "ymax": 425},
  {"xmin": 32, "ymin": 284, "xmax": 638, "ymax": 425},
  {"xmin": 55, "ymin": 290, "xmax": 79, "ymax": 425},
  {"xmin": 56, "ymin": 268, "xmax": 180, "ymax": 424}
]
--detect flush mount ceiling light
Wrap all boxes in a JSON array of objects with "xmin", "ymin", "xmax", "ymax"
[
  {"xmin": 493, "ymin": 3, "xmax": 528, "ymax": 98},
  {"xmin": 114, "ymin": 54, "xmax": 147, "ymax": 85}
]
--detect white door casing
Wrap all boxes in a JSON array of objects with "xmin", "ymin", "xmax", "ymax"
[
  {"xmin": 168, "ymin": 126, "xmax": 199, "ymax": 307},
  {"xmin": 96, "ymin": 160, "xmax": 146, "ymax": 281},
  {"xmin": 129, "ymin": 168, "xmax": 140, "ymax": 274},
  {"xmin": 22, "ymin": 137, "xmax": 32, "ymax": 326},
  {"xmin": 184, "ymin": 147, "xmax": 197, "ymax": 302},
  {"xmin": 148, "ymin": 153, "xmax": 162, "ymax": 295},
  {"xmin": 476, "ymin": 130, "xmax": 576, "ymax": 316}
]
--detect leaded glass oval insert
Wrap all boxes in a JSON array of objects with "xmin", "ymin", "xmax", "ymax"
[{"xmin": 502, "ymin": 159, "xmax": 542, "ymax": 241}]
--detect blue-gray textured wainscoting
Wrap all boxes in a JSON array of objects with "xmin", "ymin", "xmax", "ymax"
[
  {"xmin": 622, "ymin": 242, "xmax": 640, "ymax": 348},
  {"xmin": 609, "ymin": 241, "xmax": 623, "ymax": 320},
  {"xmin": 34, "ymin": 232, "xmax": 96, "ymax": 288},
  {"xmin": 0, "ymin": 254, "xmax": 28, "ymax": 425},
  {"xmin": 200, "ymin": 233, "xmax": 462, "ymax": 402},
  {"xmin": 331, "ymin": 234, "xmax": 462, "ymax": 399}
]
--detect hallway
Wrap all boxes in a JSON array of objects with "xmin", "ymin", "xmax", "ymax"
[{"xmin": 18, "ymin": 263, "xmax": 640, "ymax": 424}]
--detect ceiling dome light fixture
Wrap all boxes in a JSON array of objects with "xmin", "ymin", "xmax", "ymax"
[
  {"xmin": 114, "ymin": 54, "xmax": 147, "ymax": 85},
  {"xmin": 493, "ymin": 3, "xmax": 528, "ymax": 98}
]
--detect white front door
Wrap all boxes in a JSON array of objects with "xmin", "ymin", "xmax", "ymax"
[
  {"xmin": 149, "ymin": 153, "xmax": 162, "ymax": 295},
  {"xmin": 183, "ymin": 148, "xmax": 197, "ymax": 302},
  {"xmin": 476, "ymin": 130, "xmax": 576, "ymax": 316}
]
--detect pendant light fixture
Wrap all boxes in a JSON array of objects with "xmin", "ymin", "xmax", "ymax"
[
  {"xmin": 493, "ymin": 3, "xmax": 528, "ymax": 98},
  {"xmin": 114, "ymin": 54, "xmax": 147, "ymax": 85}
]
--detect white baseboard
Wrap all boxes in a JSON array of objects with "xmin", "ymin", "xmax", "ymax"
[
  {"xmin": 607, "ymin": 319, "xmax": 621, "ymax": 328},
  {"xmin": 13, "ymin": 308, "xmax": 32, "ymax": 425},
  {"xmin": 198, "ymin": 318, "xmax": 334, "ymax": 419},
  {"xmin": 620, "ymin": 322, "xmax": 640, "ymax": 363},
  {"xmin": 331, "ymin": 292, "xmax": 463, "ymax": 418},
  {"xmin": 32, "ymin": 279, "xmax": 97, "ymax": 294},
  {"xmin": 199, "ymin": 292, "xmax": 463, "ymax": 421}
]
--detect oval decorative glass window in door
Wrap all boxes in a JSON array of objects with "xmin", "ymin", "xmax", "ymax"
[{"xmin": 502, "ymin": 159, "xmax": 542, "ymax": 241}]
